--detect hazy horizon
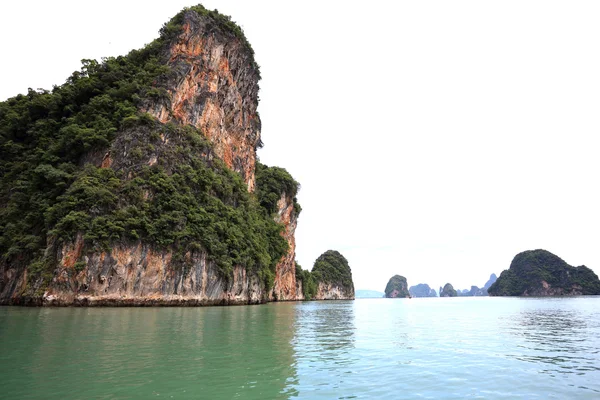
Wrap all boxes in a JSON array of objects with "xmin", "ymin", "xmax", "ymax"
[{"xmin": 2, "ymin": 1, "xmax": 599, "ymax": 292}]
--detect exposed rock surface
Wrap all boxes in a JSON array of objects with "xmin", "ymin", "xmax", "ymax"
[
  {"xmin": 440, "ymin": 283, "xmax": 458, "ymax": 297},
  {"xmin": 271, "ymin": 193, "xmax": 298, "ymax": 301},
  {"xmin": 385, "ymin": 275, "xmax": 410, "ymax": 298},
  {"xmin": 1, "ymin": 237, "xmax": 263, "ymax": 306},
  {"xmin": 409, "ymin": 283, "xmax": 437, "ymax": 297},
  {"xmin": 145, "ymin": 9, "xmax": 261, "ymax": 191},
  {"xmin": 488, "ymin": 250, "xmax": 600, "ymax": 296}
]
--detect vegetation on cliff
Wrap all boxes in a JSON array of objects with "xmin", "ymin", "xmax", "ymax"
[
  {"xmin": 488, "ymin": 250, "xmax": 600, "ymax": 296},
  {"xmin": 311, "ymin": 250, "xmax": 354, "ymax": 289},
  {"xmin": 295, "ymin": 262, "xmax": 317, "ymax": 300},
  {"xmin": 295, "ymin": 251, "xmax": 354, "ymax": 300},
  {"xmin": 255, "ymin": 162, "xmax": 301, "ymax": 216},
  {"xmin": 384, "ymin": 275, "xmax": 410, "ymax": 298},
  {"xmin": 440, "ymin": 283, "xmax": 457, "ymax": 297},
  {"xmin": 0, "ymin": 5, "xmax": 286, "ymax": 294}
]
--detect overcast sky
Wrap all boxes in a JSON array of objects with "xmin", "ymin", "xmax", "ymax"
[{"xmin": 1, "ymin": 1, "xmax": 599, "ymax": 292}]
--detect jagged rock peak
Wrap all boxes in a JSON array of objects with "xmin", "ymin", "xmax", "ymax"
[{"xmin": 145, "ymin": 5, "xmax": 262, "ymax": 191}]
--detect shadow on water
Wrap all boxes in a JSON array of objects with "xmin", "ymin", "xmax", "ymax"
[{"xmin": 0, "ymin": 304, "xmax": 299, "ymax": 400}]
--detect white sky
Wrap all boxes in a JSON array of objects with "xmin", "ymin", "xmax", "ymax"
[{"xmin": 1, "ymin": 1, "xmax": 599, "ymax": 292}]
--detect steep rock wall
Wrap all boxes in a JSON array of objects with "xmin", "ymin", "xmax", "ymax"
[
  {"xmin": 1, "ymin": 235, "xmax": 263, "ymax": 306},
  {"xmin": 271, "ymin": 193, "xmax": 298, "ymax": 301},
  {"xmin": 314, "ymin": 282, "xmax": 355, "ymax": 300},
  {"xmin": 145, "ymin": 10, "xmax": 261, "ymax": 191}
]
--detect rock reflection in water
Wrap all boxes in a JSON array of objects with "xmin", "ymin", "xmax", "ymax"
[{"xmin": 290, "ymin": 301, "xmax": 356, "ymax": 396}]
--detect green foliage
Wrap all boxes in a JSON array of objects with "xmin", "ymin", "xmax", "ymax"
[
  {"xmin": 311, "ymin": 250, "xmax": 354, "ymax": 290},
  {"xmin": 384, "ymin": 275, "xmax": 410, "ymax": 298},
  {"xmin": 255, "ymin": 162, "xmax": 301, "ymax": 216},
  {"xmin": 295, "ymin": 261, "xmax": 317, "ymax": 300},
  {"xmin": 0, "ymin": 28, "xmax": 170, "ymax": 267},
  {"xmin": 73, "ymin": 261, "xmax": 86, "ymax": 272},
  {"xmin": 0, "ymin": 5, "xmax": 285, "ymax": 291},
  {"xmin": 488, "ymin": 249, "xmax": 600, "ymax": 296}
]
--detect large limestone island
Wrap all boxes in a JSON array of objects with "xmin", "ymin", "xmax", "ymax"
[
  {"xmin": 488, "ymin": 249, "xmax": 600, "ymax": 296},
  {"xmin": 384, "ymin": 275, "xmax": 410, "ymax": 298},
  {"xmin": 0, "ymin": 5, "xmax": 354, "ymax": 306}
]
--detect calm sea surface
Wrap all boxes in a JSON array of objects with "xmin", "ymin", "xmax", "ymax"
[{"xmin": 1, "ymin": 297, "xmax": 599, "ymax": 399}]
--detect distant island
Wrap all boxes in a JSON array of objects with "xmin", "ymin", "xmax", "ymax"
[
  {"xmin": 384, "ymin": 275, "xmax": 410, "ymax": 298},
  {"xmin": 409, "ymin": 283, "xmax": 437, "ymax": 297},
  {"xmin": 488, "ymin": 249, "xmax": 600, "ymax": 296},
  {"xmin": 455, "ymin": 274, "xmax": 497, "ymax": 296},
  {"xmin": 439, "ymin": 283, "xmax": 458, "ymax": 297}
]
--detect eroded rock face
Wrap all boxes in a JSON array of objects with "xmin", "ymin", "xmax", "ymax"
[
  {"xmin": 271, "ymin": 193, "xmax": 298, "ymax": 301},
  {"xmin": 313, "ymin": 282, "xmax": 354, "ymax": 300},
  {"xmin": 2, "ymin": 235, "xmax": 264, "ymax": 306},
  {"xmin": 145, "ymin": 10, "xmax": 261, "ymax": 191}
]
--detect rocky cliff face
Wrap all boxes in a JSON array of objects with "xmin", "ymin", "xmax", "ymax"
[
  {"xmin": 271, "ymin": 193, "xmax": 298, "ymax": 301},
  {"xmin": 145, "ymin": 9, "xmax": 261, "ymax": 191},
  {"xmin": 2, "ymin": 235, "xmax": 263, "ymax": 306},
  {"xmin": 0, "ymin": 6, "xmax": 304, "ymax": 306},
  {"xmin": 313, "ymin": 282, "xmax": 354, "ymax": 300}
]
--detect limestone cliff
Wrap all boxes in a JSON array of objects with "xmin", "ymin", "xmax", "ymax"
[
  {"xmin": 145, "ymin": 8, "xmax": 261, "ymax": 191},
  {"xmin": 0, "ymin": 5, "xmax": 303, "ymax": 306},
  {"xmin": 271, "ymin": 193, "xmax": 298, "ymax": 301}
]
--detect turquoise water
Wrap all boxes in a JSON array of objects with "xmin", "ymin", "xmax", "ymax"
[{"xmin": 1, "ymin": 297, "xmax": 599, "ymax": 399}]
